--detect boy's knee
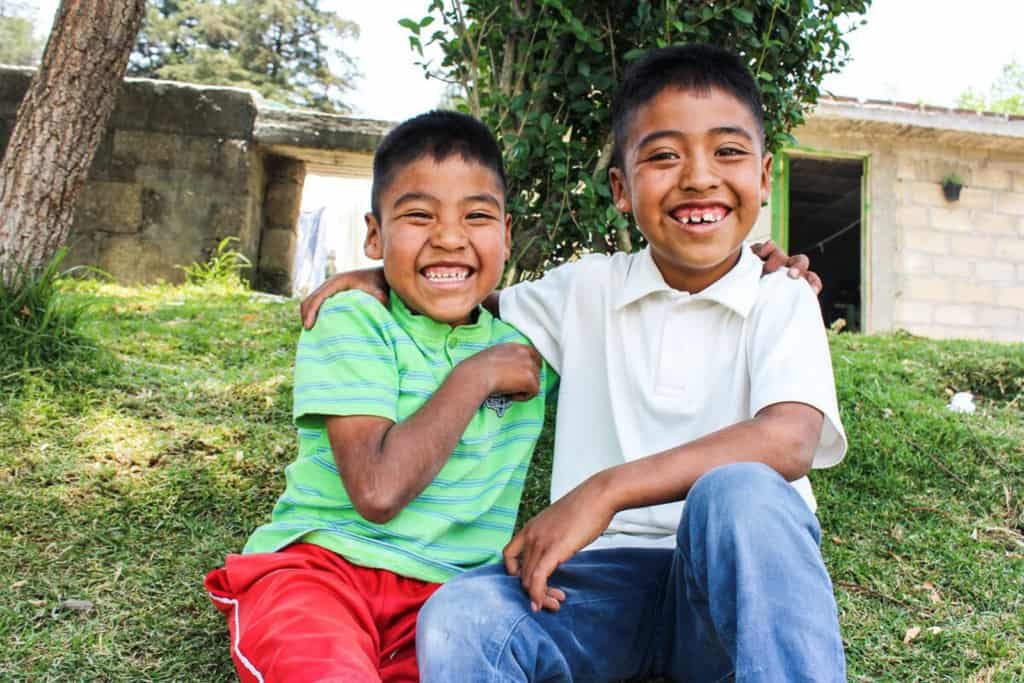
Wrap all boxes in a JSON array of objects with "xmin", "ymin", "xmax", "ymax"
[
  {"xmin": 418, "ymin": 573, "xmax": 517, "ymax": 650},
  {"xmin": 689, "ymin": 462, "xmax": 784, "ymax": 510},
  {"xmin": 418, "ymin": 574, "xmax": 532, "ymax": 679},
  {"xmin": 680, "ymin": 462, "xmax": 816, "ymax": 543},
  {"xmin": 417, "ymin": 581, "xmax": 472, "ymax": 644}
]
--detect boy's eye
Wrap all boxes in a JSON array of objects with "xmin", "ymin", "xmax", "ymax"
[
  {"xmin": 645, "ymin": 151, "xmax": 678, "ymax": 162},
  {"xmin": 717, "ymin": 147, "xmax": 748, "ymax": 157},
  {"xmin": 467, "ymin": 212, "xmax": 496, "ymax": 220},
  {"xmin": 403, "ymin": 211, "xmax": 432, "ymax": 220}
]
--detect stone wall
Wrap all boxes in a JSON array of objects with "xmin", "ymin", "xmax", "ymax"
[
  {"xmin": 257, "ymin": 156, "xmax": 306, "ymax": 292},
  {"xmin": 0, "ymin": 67, "xmax": 390, "ymax": 290},
  {"xmin": 1, "ymin": 67, "xmax": 264, "ymax": 283},
  {"xmin": 780, "ymin": 100, "xmax": 1024, "ymax": 342}
]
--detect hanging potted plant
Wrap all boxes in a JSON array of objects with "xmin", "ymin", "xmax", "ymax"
[{"xmin": 941, "ymin": 173, "xmax": 964, "ymax": 201}]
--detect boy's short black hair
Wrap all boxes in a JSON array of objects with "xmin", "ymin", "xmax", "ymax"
[
  {"xmin": 610, "ymin": 44, "xmax": 765, "ymax": 169},
  {"xmin": 371, "ymin": 110, "xmax": 507, "ymax": 221}
]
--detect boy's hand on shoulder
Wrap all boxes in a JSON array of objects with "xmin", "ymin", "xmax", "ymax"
[
  {"xmin": 464, "ymin": 343, "xmax": 541, "ymax": 402},
  {"xmin": 300, "ymin": 267, "xmax": 389, "ymax": 330},
  {"xmin": 503, "ymin": 477, "xmax": 616, "ymax": 613},
  {"xmin": 750, "ymin": 240, "xmax": 822, "ymax": 295}
]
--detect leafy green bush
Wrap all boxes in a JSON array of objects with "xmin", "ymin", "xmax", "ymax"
[
  {"xmin": 0, "ymin": 248, "xmax": 98, "ymax": 381},
  {"xmin": 177, "ymin": 237, "xmax": 252, "ymax": 289}
]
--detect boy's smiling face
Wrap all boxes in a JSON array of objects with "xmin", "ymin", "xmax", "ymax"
[
  {"xmin": 364, "ymin": 155, "xmax": 511, "ymax": 326},
  {"xmin": 609, "ymin": 86, "xmax": 772, "ymax": 293}
]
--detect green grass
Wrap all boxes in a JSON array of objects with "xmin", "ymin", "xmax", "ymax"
[
  {"xmin": 0, "ymin": 281, "xmax": 1021, "ymax": 682},
  {"xmin": 0, "ymin": 249, "xmax": 100, "ymax": 384}
]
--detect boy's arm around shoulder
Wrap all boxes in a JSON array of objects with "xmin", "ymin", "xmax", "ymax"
[{"xmin": 308, "ymin": 297, "xmax": 544, "ymax": 523}]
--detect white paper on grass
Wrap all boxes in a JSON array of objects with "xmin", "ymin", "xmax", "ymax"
[{"xmin": 946, "ymin": 391, "xmax": 976, "ymax": 414}]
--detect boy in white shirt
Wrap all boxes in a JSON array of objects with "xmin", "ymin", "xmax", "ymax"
[
  {"xmin": 416, "ymin": 44, "xmax": 848, "ymax": 682},
  {"xmin": 305, "ymin": 44, "xmax": 846, "ymax": 682}
]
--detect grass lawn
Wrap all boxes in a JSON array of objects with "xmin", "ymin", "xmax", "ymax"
[{"xmin": 1, "ymin": 279, "xmax": 1022, "ymax": 682}]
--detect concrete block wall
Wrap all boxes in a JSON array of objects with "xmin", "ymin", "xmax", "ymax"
[
  {"xmin": 70, "ymin": 131, "xmax": 264, "ymax": 283},
  {"xmin": 889, "ymin": 147, "xmax": 1024, "ymax": 342},
  {"xmin": 791, "ymin": 110, "xmax": 1024, "ymax": 343}
]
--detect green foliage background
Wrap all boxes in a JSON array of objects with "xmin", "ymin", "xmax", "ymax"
[
  {"xmin": 129, "ymin": 0, "xmax": 359, "ymax": 113},
  {"xmin": 0, "ymin": 0, "xmax": 43, "ymax": 66},
  {"xmin": 957, "ymin": 59, "xmax": 1024, "ymax": 115},
  {"xmin": 403, "ymin": 0, "xmax": 871, "ymax": 281}
]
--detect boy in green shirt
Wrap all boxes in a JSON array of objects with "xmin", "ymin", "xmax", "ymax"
[{"xmin": 205, "ymin": 110, "xmax": 559, "ymax": 683}]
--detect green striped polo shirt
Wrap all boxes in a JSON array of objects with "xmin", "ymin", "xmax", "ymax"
[{"xmin": 244, "ymin": 290, "xmax": 555, "ymax": 584}]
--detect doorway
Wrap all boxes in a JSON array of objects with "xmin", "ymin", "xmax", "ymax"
[
  {"xmin": 773, "ymin": 153, "xmax": 866, "ymax": 331},
  {"xmin": 293, "ymin": 167, "xmax": 377, "ymax": 297}
]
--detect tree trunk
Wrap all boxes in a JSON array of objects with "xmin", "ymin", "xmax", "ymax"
[{"xmin": 0, "ymin": 0, "xmax": 145, "ymax": 286}]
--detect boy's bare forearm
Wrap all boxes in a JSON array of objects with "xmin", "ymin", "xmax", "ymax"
[
  {"xmin": 328, "ymin": 363, "xmax": 493, "ymax": 524},
  {"xmin": 596, "ymin": 403, "xmax": 823, "ymax": 514},
  {"xmin": 328, "ymin": 343, "xmax": 540, "ymax": 524},
  {"xmin": 503, "ymin": 405, "xmax": 825, "ymax": 613}
]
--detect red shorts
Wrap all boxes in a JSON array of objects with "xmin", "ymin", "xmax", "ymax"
[{"xmin": 205, "ymin": 543, "xmax": 441, "ymax": 683}]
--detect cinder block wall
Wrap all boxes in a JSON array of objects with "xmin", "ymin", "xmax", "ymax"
[
  {"xmin": 889, "ymin": 149, "xmax": 1024, "ymax": 342},
  {"xmin": 257, "ymin": 156, "xmax": 306, "ymax": 292},
  {"xmin": 779, "ymin": 106, "xmax": 1024, "ymax": 343}
]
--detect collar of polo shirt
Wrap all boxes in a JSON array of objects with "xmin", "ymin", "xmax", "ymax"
[
  {"xmin": 389, "ymin": 289, "xmax": 491, "ymax": 342},
  {"xmin": 615, "ymin": 241, "xmax": 761, "ymax": 318}
]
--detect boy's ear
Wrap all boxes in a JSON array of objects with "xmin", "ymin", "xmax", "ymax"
[
  {"xmin": 760, "ymin": 152, "xmax": 773, "ymax": 207},
  {"xmin": 608, "ymin": 166, "xmax": 631, "ymax": 213},
  {"xmin": 503, "ymin": 214, "xmax": 512, "ymax": 260},
  {"xmin": 363, "ymin": 213, "xmax": 383, "ymax": 260}
]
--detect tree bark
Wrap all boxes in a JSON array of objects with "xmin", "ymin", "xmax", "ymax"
[{"xmin": 0, "ymin": 0, "xmax": 145, "ymax": 286}]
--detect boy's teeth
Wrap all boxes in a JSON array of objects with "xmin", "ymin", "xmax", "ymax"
[
  {"xmin": 424, "ymin": 267, "xmax": 470, "ymax": 282},
  {"xmin": 673, "ymin": 207, "xmax": 727, "ymax": 224}
]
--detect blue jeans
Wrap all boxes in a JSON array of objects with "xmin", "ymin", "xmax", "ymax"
[{"xmin": 417, "ymin": 462, "xmax": 846, "ymax": 682}]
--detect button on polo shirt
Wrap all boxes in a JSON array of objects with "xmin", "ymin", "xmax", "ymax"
[
  {"xmin": 500, "ymin": 244, "xmax": 846, "ymax": 549},
  {"xmin": 245, "ymin": 290, "xmax": 554, "ymax": 583}
]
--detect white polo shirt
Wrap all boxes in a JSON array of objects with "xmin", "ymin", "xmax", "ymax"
[{"xmin": 501, "ymin": 243, "xmax": 846, "ymax": 550}]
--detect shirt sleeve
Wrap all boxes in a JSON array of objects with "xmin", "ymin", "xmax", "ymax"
[
  {"xmin": 746, "ymin": 274, "xmax": 847, "ymax": 469},
  {"xmin": 292, "ymin": 292, "xmax": 399, "ymax": 425},
  {"xmin": 498, "ymin": 259, "xmax": 589, "ymax": 374}
]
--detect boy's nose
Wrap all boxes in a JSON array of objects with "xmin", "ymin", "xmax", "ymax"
[
  {"xmin": 431, "ymin": 217, "xmax": 469, "ymax": 249},
  {"xmin": 678, "ymin": 153, "xmax": 719, "ymax": 193}
]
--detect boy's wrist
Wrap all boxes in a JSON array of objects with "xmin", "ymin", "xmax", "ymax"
[
  {"xmin": 585, "ymin": 468, "xmax": 623, "ymax": 515},
  {"xmin": 451, "ymin": 356, "xmax": 495, "ymax": 399}
]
